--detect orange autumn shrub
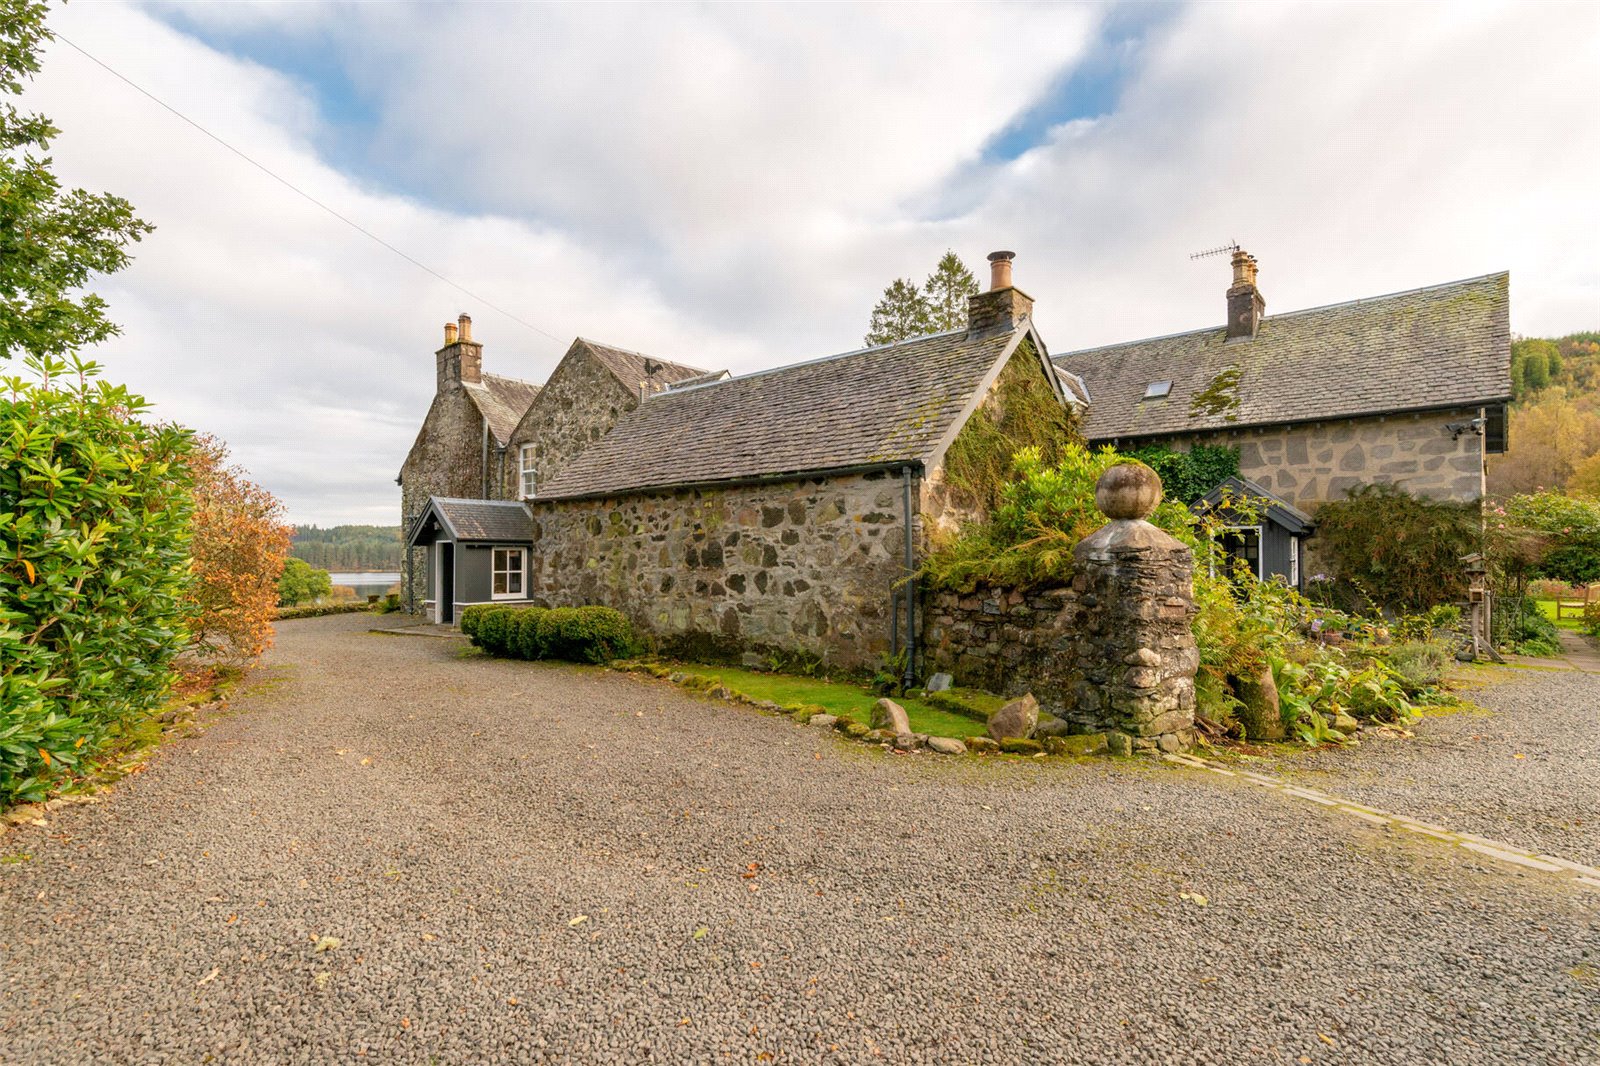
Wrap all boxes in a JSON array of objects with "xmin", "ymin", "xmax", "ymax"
[{"xmin": 183, "ymin": 435, "xmax": 291, "ymax": 664}]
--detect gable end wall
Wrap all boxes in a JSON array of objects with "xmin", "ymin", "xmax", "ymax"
[{"xmin": 504, "ymin": 350, "xmax": 638, "ymax": 499}]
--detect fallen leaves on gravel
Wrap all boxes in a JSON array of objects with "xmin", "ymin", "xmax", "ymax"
[
  {"xmin": 313, "ymin": 935, "xmax": 341, "ymax": 953},
  {"xmin": 196, "ymin": 967, "xmax": 220, "ymax": 987},
  {"xmin": 567, "ymin": 915, "xmax": 588, "ymax": 927},
  {"xmin": 692, "ymin": 927, "xmax": 708, "ymax": 940},
  {"xmin": 1179, "ymin": 892, "xmax": 1209, "ymax": 907}
]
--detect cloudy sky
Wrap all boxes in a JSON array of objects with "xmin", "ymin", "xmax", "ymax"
[{"xmin": 26, "ymin": 0, "xmax": 1600, "ymax": 526}]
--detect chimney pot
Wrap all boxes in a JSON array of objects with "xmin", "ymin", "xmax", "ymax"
[
  {"xmin": 457, "ymin": 313, "xmax": 473, "ymax": 343},
  {"xmin": 987, "ymin": 249, "xmax": 1016, "ymax": 291},
  {"xmin": 444, "ymin": 322, "xmax": 458, "ymax": 345}
]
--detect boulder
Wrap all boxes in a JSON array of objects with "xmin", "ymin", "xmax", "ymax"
[
  {"xmin": 925, "ymin": 673, "xmax": 954, "ymax": 693},
  {"xmin": 987, "ymin": 693, "xmax": 1040, "ymax": 741},
  {"xmin": 1232, "ymin": 666, "xmax": 1285, "ymax": 741},
  {"xmin": 926, "ymin": 736, "xmax": 966, "ymax": 755},
  {"xmin": 870, "ymin": 698, "xmax": 911, "ymax": 735}
]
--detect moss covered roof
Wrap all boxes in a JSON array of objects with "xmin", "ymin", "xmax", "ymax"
[
  {"xmin": 1055, "ymin": 272, "xmax": 1511, "ymax": 442},
  {"xmin": 538, "ymin": 325, "xmax": 1032, "ymax": 499}
]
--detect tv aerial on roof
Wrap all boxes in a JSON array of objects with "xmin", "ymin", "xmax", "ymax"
[{"xmin": 1189, "ymin": 241, "xmax": 1241, "ymax": 261}]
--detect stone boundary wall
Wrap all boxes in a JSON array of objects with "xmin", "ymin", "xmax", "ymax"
[
  {"xmin": 526, "ymin": 470, "xmax": 912, "ymax": 672},
  {"xmin": 920, "ymin": 467, "xmax": 1199, "ymax": 752}
]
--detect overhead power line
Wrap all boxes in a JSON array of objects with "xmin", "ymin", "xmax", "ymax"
[{"xmin": 55, "ymin": 33, "xmax": 566, "ymax": 346}]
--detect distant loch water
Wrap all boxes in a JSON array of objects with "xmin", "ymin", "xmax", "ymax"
[{"xmin": 328, "ymin": 572, "xmax": 402, "ymax": 599}]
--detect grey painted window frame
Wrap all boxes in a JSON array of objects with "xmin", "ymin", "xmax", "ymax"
[{"xmin": 492, "ymin": 546, "xmax": 526, "ymax": 599}]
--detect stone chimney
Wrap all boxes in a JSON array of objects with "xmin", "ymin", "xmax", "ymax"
[
  {"xmin": 966, "ymin": 250, "xmax": 1034, "ymax": 337},
  {"xmin": 436, "ymin": 312, "xmax": 483, "ymax": 391},
  {"xmin": 1226, "ymin": 251, "xmax": 1265, "ymax": 340}
]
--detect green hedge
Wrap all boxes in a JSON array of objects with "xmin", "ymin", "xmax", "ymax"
[
  {"xmin": 274, "ymin": 602, "xmax": 374, "ymax": 620},
  {"xmin": 460, "ymin": 604, "xmax": 635, "ymax": 663}
]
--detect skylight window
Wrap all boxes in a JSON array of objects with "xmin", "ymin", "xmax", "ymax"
[{"xmin": 1142, "ymin": 380, "xmax": 1173, "ymax": 400}]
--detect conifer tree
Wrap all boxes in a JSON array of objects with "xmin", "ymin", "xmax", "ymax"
[
  {"xmin": 923, "ymin": 251, "xmax": 979, "ymax": 333},
  {"xmin": 864, "ymin": 278, "xmax": 932, "ymax": 347}
]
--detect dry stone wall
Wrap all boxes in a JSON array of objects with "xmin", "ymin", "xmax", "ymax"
[
  {"xmin": 526, "ymin": 470, "xmax": 912, "ymax": 671},
  {"xmin": 921, "ymin": 469, "xmax": 1199, "ymax": 752}
]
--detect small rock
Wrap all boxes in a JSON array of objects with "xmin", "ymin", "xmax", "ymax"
[
  {"xmin": 1123, "ymin": 648, "xmax": 1162, "ymax": 667},
  {"xmin": 925, "ymin": 673, "xmax": 954, "ymax": 693},
  {"xmin": 892, "ymin": 732, "xmax": 923, "ymax": 751},
  {"xmin": 1034, "ymin": 714, "xmax": 1070, "ymax": 738},
  {"xmin": 1043, "ymin": 733, "xmax": 1109, "ymax": 757},
  {"xmin": 966, "ymin": 736, "xmax": 1000, "ymax": 754},
  {"xmin": 926, "ymin": 736, "xmax": 966, "ymax": 755},
  {"xmin": 863, "ymin": 729, "xmax": 896, "ymax": 743},
  {"xmin": 668, "ymin": 672, "xmax": 687, "ymax": 684},
  {"xmin": 987, "ymin": 693, "xmax": 1040, "ymax": 741},
  {"xmin": 839, "ymin": 720, "xmax": 870, "ymax": 738},
  {"xmin": 1106, "ymin": 732, "xmax": 1134, "ymax": 757},
  {"xmin": 999, "ymin": 738, "xmax": 1044, "ymax": 755},
  {"xmin": 870, "ymin": 698, "xmax": 911, "ymax": 734},
  {"xmin": 1332, "ymin": 713, "xmax": 1361, "ymax": 735},
  {"xmin": 1156, "ymin": 734, "xmax": 1183, "ymax": 753},
  {"xmin": 808, "ymin": 714, "xmax": 839, "ymax": 728}
]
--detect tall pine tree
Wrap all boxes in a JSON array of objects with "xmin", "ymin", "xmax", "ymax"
[
  {"xmin": 864, "ymin": 278, "xmax": 932, "ymax": 347},
  {"xmin": 923, "ymin": 251, "xmax": 979, "ymax": 333}
]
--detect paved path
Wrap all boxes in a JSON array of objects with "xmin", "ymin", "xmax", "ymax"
[{"xmin": 3, "ymin": 615, "xmax": 1598, "ymax": 1064}]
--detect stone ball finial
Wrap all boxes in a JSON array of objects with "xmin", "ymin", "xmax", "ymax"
[{"xmin": 1094, "ymin": 462, "xmax": 1163, "ymax": 520}]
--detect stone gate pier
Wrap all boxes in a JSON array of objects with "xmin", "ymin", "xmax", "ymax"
[{"xmin": 921, "ymin": 463, "xmax": 1199, "ymax": 752}]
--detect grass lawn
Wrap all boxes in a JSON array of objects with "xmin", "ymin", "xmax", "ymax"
[
  {"xmin": 663, "ymin": 664, "xmax": 989, "ymax": 739},
  {"xmin": 1534, "ymin": 598, "xmax": 1586, "ymax": 632}
]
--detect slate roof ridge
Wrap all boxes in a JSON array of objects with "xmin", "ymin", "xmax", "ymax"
[
  {"xmin": 1056, "ymin": 271, "xmax": 1509, "ymax": 360},
  {"xmin": 643, "ymin": 324, "xmax": 977, "ymax": 402},
  {"xmin": 430, "ymin": 496, "xmax": 531, "ymax": 508},
  {"xmin": 576, "ymin": 337, "xmax": 708, "ymax": 385}
]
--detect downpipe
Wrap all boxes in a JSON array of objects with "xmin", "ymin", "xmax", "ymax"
[{"xmin": 901, "ymin": 465, "xmax": 918, "ymax": 690}]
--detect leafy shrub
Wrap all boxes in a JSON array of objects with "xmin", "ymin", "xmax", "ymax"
[
  {"xmin": 1124, "ymin": 444, "xmax": 1240, "ymax": 504},
  {"xmin": 462, "ymin": 604, "xmax": 634, "ymax": 663},
  {"xmin": 1313, "ymin": 483, "xmax": 1481, "ymax": 610},
  {"xmin": 183, "ymin": 434, "xmax": 292, "ymax": 664},
  {"xmin": 1382, "ymin": 640, "xmax": 1452, "ymax": 694},
  {"xmin": 278, "ymin": 557, "xmax": 332, "ymax": 607},
  {"xmin": 2, "ymin": 356, "xmax": 195, "ymax": 807},
  {"xmin": 275, "ymin": 602, "xmax": 372, "ymax": 620},
  {"xmin": 1528, "ymin": 577, "xmax": 1578, "ymax": 601}
]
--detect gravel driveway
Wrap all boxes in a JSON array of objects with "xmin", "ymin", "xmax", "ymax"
[
  {"xmin": 1258, "ymin": 665, "xmax": 1600, "ymax": 870},
  {"xmin": 2, "ymin": 614, "xmax": 1597, "ymax": 1065}
]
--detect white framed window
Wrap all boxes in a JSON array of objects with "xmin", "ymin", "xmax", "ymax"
[
  {"xmin": 492, "ymin": 547, "xmax": 525, "ymax": 599},
  {"xmin": 519, "ymin": 445, "xmax": 537, "ymax": 499}
]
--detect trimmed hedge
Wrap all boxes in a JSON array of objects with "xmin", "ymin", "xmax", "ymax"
[
  {"xmin": 274, "ymin": 602, "xmax": 373, "ymax": 620},
  {"xmin": 460, "ymin": 604, "xmax": 635, "ymax": 663}
]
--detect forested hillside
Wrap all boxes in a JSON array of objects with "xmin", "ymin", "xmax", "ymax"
[
  {"xmin": 1487, "ymin": 331, "xmax": 1600, "ymax": 495},
  {"xmin": 290, "ymin": 525, "xmax": 402, "ymax": 571}
]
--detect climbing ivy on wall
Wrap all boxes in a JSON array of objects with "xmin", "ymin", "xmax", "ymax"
[
  {"xmin": 1123, "ymin": 444, "xmax": 1240, "ymax": 504},
  {"xmin": 941, "ymin": 340, "xmax": 1083, "ymax": 514}
]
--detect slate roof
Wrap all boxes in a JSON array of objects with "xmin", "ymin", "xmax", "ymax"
[
  {"xmin": 578, "ymin": 339, "xmax": 709, "ymax": 392},
  {"xmin": 538, "ymin": 326, "xmax": 1032, "ymax": 500},
  {"xmin": 426, "ymin": 497, "xmax": 534, "ymax": 542},
  {"xmin": 466, "ymin": 373, "xmax": 542, "ymax": 446},
  {"xmin": 1198, "ymin": 476, "xmax": 1315, "ymax": 534},
  {"xmin": 1055, "ymin": 272, "xmax": 1511, "ymax": 442}
]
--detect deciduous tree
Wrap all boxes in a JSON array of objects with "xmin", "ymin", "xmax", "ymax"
[
  {"xmin": 1, "ymin": 0, "xmax": 152, "ymax": 363},
  {"xmin": 184, "ymin": 435, "xmax": 291, "ymax": 664}
]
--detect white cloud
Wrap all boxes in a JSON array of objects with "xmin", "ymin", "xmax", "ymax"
[{"xmin": 22, "ymin": 1, "xmax": 1600, "ymax": 524}]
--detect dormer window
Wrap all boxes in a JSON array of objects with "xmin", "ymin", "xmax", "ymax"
[
  {"xmin": 1142, "ymin": 380, "xmax": 1172, "ymax": 400},
  {"xmin": 518, "ymin": 444, "xmax": 537, "ymax": 499}
]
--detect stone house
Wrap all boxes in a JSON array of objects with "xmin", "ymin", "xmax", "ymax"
[
  {"xmin": 1053, "ymin": 253, "xmax": 1511, "ymax": 584},
  {"xmin": 400, "ymin": 253, "xmax": 1072, "ymax": 673}
]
